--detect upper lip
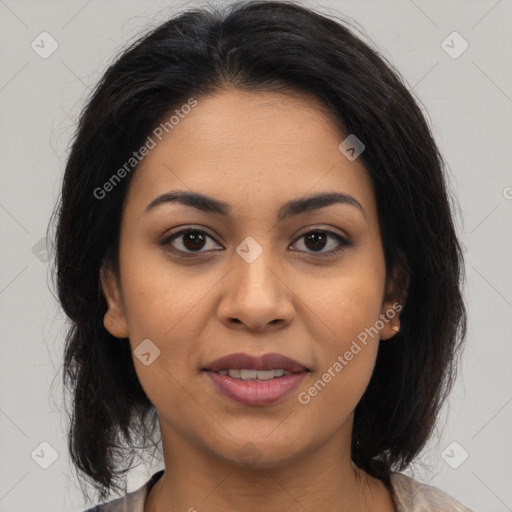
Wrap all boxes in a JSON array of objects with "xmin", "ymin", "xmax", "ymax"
[{"xmin": 203, "ymin": 352, "xmax": 310, "ymax": 373}]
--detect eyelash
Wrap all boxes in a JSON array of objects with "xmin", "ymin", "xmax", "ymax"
[{"xmin": 159, "ymin": 226, "xmax": 351, "ymax": 259}]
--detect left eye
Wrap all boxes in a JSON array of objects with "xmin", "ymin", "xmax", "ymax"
[
  {"xmin": 291, "ymin": 230, "xmax": 350, "ymax": 256},
  {"xmin": 161, "ymin": 228, "xmax": 350, "ymax": 257}
]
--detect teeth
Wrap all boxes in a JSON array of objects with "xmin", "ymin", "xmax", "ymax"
[
  {"xmin": 239, "ymin": 369, "xmax": 258, "ymax": 379},
  {"xmin": 215, "ymin": 369, "xmax": 291, "ymax": 380}
]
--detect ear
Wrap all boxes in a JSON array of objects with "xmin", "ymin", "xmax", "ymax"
[
  {"xmin": 99, "ymin": 262, "xmax": 129, "ymax": 339},
  {"xmin": 378, "ymin": 249, "xmax": 410, "ymax": 340}
]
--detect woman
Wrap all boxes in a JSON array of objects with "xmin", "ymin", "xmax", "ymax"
[{"xmin": 50, "ymin": 1, "xmax": 472, "ymax": 510}]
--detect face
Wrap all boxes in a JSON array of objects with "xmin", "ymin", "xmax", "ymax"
[{"xmin": 101, "ymin": 87, "xmax": 401, "ymax": 468}]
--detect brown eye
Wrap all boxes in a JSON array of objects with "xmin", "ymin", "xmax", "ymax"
[
  {"xmin": 179, "ymin": 231, "xmax": 207, "ymax": 251},
  {"xmin": 161, "ymin": 229, "xmax": 222, "ymax": 256},
  {"xmin": 160, "ymin": 226, "xmax": 351, "ymax": 259},
  {"xmin": 304, "ymin": 232, "xmax": 328, "ymax": 251},
  {"xmin": 291, "ymin": 229, "xmax": 351, "ymax": 257}
]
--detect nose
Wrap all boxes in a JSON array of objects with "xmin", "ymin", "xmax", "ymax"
[{"xmin": 217, "ymin": 244, "xmax": 295, "ymax": 332}]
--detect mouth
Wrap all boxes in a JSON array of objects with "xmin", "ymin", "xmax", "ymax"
[
  {"xmin": 202, "ymin": 352, "xmax": 310, "ymax": 406},
  {"xmin": 213, "ymin": 368, "xmax": 296, "ymax": 380}
]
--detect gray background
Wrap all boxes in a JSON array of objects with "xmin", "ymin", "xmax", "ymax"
[{"xmin": 1, "ymin": 0, "xmax": 511, "ymax": 510}]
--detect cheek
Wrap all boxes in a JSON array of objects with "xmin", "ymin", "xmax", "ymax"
[
  {"xmin": 302, "ymin": 262, "xmax": 385, "ymax": 351},
  {"xmin": 295, "ymin": 262, "xmax": 384, "ymax": 408},
  {"xmin": 119, "ymin": 236, "xmax": 207, "ymax": 340},
  {"xmin": 122, "ymin": 278, "xmax": 209, "ymax": 415},
  {"xmin": 117, "ymin": 242, "xmax": 212, "ymax": 399},
  {"xmin": 296, "ymin": 295, "xmax": 381, "ymax": 430}
]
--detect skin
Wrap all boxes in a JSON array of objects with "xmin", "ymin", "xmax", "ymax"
[{"xmin": 101, "ymin": 87, "xmax": 403, "ymax": 512}]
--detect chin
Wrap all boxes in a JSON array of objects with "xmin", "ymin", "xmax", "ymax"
[{"xmin": 204, "ymin": 432, "xmax": 310, "ymax": 470}]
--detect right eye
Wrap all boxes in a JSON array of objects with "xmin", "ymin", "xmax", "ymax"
[{"xmin": 160, "ymin": 228, "xmax": 223, "ymax": 257}]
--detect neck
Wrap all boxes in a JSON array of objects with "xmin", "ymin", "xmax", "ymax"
[{"xmin": 145, "ymin": 421, "xmax": 395, "ymax": 512}]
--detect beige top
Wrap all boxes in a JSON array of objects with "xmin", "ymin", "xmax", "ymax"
[{"xmin": 82, "ymin": 469, "xmax": 474, "ymax": 511}]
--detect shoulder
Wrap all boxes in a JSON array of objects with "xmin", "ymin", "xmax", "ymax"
[
  {"xmin": 80, "ymin": 469, "xmax": 165, "ymax": 512},
  {"xmin": 390, "ymin": 472, "xmax": 474, "ymax": 512}
]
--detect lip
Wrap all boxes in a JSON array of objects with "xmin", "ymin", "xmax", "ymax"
[
  {"xmin": 205, "ymin": 370, "xmax": 308, "ymax": 406},
  {"xmin": 202, "ymin": 352, "xmax": 310, "ymax": 406},
  {"xmin": 203, "ymin": 352, "xmax": 309, "ymax": 373}
]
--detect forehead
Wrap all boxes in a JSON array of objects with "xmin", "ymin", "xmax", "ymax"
[{"xmin": 124, "ymin": 88, "xmax": 376, "ymax": 223}]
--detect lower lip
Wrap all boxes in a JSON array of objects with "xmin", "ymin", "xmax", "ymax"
[{"xmin": 205, "ymin": 371, "xmax": 308, "ymax": 406}]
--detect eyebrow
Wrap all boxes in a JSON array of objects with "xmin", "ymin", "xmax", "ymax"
[{"xmin": 144, "ymin": 190, "xmax": 366, "ymax": 222}]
